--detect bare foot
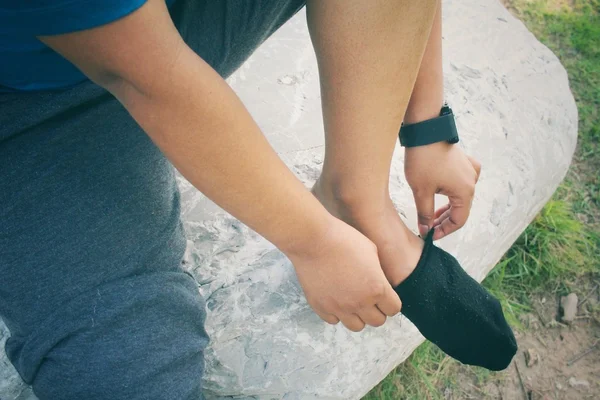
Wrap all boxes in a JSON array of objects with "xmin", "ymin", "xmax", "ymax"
[{"xmin": 312, "ymin": 179, "xmax": 423, "ymax": 287}]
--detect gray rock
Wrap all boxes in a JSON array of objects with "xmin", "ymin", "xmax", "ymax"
[
  {"xmin": 0, "ymin": 0, "xmax": 578, "ymax": 398},
  {"xmin": 561, "ymin": 293, "xmax": 579, "ymax": 323}
]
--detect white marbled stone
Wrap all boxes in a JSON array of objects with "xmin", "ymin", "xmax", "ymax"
[{"xmin": 1, "ymin": 0, "xmax": 577, "ymax": 398}]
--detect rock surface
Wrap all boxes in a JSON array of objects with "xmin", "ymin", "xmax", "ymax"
[{"xmin": 0, "ymin": 0, "xmax": 578, "ymax": 399}]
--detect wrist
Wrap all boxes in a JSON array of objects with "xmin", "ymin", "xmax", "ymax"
[
  {"xmin": 400, "ymin": 104, "xmax": 459, "ymax": 148},
  {"xmin": 404, "ymin": 140, "xmax": 453, "ymax": 157},
  {"xmin": 274, "ymin": 202, "xmax": 338, "ymax": 260}
]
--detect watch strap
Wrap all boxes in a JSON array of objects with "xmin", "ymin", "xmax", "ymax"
[{"xmin": 399, "ymin": 106, "xmax": 460, "ymax": 147}]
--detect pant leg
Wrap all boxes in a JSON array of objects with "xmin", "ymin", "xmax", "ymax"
[
  {"xmin": 0, "ymin": 0, "xmax": 306, "ymax": 399},
  {"xmin": 170, "ymin": 0, "xmax": 307, "ymax": 78},
  {"xmin": 0, "ymin": 82, "xmax": 209, "ymax": 400}
]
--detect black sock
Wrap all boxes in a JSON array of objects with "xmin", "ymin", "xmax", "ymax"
[{"xmin": 395, "ymin": 231, "xmax": 517, "ymax": 371}]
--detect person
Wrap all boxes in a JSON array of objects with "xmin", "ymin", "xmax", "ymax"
[{"xmin": 1, "ymin": 1, "xmax": 514, "ymax": 399}]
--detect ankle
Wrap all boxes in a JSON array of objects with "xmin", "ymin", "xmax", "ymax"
[
  {"xmin": 312, "ymin": 176, "xmax": 388, "ymax": 220},
  {"xmin": 313, "ymin": 176, "xmax": 419, "ymax": 243}
]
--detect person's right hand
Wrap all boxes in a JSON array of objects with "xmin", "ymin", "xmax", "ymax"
[
  {"xmin": 286, "ymin": 217, "xmax": 402, "ymax": 332},
  {"xmin": 405, "ymin": 142, "xmax": 481, "ymax": 240}
]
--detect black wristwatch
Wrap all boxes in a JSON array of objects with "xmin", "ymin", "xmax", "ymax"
[{"xmin": 399, "ymin": 104, "xmax": 460, "ymax": 147}]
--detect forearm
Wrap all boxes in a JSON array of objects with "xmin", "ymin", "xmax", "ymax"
[
  {"xmin": 404, "ymin": 1, "xmax": 444, "ymax": 124},
  {"xmin": 109, "ymin": 47, "xmax": 331, "ymax": 255}
]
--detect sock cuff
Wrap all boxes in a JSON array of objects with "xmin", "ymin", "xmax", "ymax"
[{"xmin": 396, "ymin": 229, "xmax": 436, "ymax": 291}]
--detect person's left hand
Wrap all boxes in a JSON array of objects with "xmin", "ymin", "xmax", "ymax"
[{"xmin": 404, "ymin": 141, "xmax": 481, "ymax": 240}]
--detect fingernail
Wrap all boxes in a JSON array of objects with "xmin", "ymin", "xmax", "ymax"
[{"xmin": 419, "ymin": 224, "xmax": 429, "ymax": 237}]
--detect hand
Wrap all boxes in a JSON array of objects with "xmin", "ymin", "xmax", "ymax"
[
  {"xmin": 404, "ymin": 142, "xmax": 481, "ymax": 240},
  {"xmin": 286, "ymin": 217, "xmax": 402, "ymax": 332}
]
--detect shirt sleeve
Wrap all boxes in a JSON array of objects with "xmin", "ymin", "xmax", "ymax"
[{"xmin": 0, "ymin": 0, "xmax": 147, "ymax": 36}]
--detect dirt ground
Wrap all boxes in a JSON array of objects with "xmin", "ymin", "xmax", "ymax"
[{"xmin": 448, "ymin": 286, "xmax": 600, "ymax": 399}]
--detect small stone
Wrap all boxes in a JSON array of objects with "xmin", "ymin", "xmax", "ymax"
[
  {"xmin": 568, "ymin": 377, "xmax": 590, "ymax": 390},
  {"xmin": 556, "ymin": 382, "xmax": 563, "ymax": 390},
  {"xmin": 561, "ymin": 293, "xmax": 579, "ymax": 323},
  {"xmin": 524, "ymin": 348, "xmax": 539, "ymax": 367}
]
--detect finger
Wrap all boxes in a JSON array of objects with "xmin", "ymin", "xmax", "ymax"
[
  {"xmin": 375, "ymin": 284, "xmax": 402, "ymax": 316},
  {"xmin": 358, "ymin": 306, "xmax": 387, "ymax": 328},
  {"xmin": 434, "ymin": 203, "xmax": 451, "ymax": 219},
  {"xmin": 433, "ymin": 208, "xmax": 451, "ymax": 228},
  {"xmin": 314, "ymin": 309, "xmax": 340, "ymax": 325},
  {"xmin": 339, "ymin": 314, "xmax": 366, "ymax": 332},
  {"xmin": 433, "ymin": 201, "xmax": 471, "ymax": 240},
  {"xmin": 467, "ymin": 155, "xmax": 482, "ymax": 181},
  {"xmin": 413, "ymin": 190, "xmax": 435, "ymax": 237}
]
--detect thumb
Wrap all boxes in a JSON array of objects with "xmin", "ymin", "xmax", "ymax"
[{"xmin": 414, "ymin": 190, "xmax": 435, "ymax": 237}]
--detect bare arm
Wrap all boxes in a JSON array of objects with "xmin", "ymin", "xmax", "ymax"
[
  {"xmin": 402, "ymin": 2, "xmax": 482, "ymax": 239},
  {"xmin": 40, "ymin": 0, "xmax": 402, "ymax": 330},
  {"xmin": 40, "ymin": 0, "xmax": 330, "ymax": 256}
]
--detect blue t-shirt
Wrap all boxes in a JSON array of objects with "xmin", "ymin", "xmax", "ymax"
[{"xmin": 0, "ymin": 0, "xmax": 174, "ymax": 92}]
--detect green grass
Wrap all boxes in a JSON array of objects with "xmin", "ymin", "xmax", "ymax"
[
  {"xmin": 363, "ymin": 342, "xmax": 452, "ymax": 400},
  {"xmin": 366, "ymin": 1, "xmax": 600, "ymax": 398},
  {"xmin": 486, "ymin": 199, "xmax": 599, "ymax": 321}
]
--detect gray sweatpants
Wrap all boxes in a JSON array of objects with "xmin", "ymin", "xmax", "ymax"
[{"xmin": 0, "ymin": 0, "xmax": 305, "ymax": 398}]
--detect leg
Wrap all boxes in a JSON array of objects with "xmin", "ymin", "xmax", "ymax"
[
  {"xmin": 170, "ymin": 0, "xmax": 306, "ymax": 78},
  {"xmin": 307, "ymin": 2, "xmax": 517, "ymax": 370},
  {"xmin": 0, "ymin": 84, "xmax": 209, "ymax": 399},
  {"xmin": 308, "ymin": 0, "xmax": 439, "ymax": 285}
]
